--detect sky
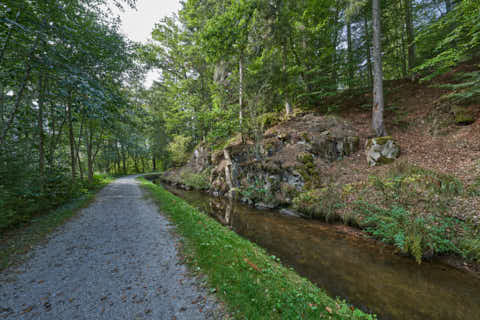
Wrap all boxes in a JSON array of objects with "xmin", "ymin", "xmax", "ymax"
[{"xmin": 111, "ymin": 0, "xmax": 182, "ymax": 87}]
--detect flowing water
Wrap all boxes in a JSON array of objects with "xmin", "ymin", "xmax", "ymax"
[{"xmin": 154, "ymin": 180, "xmax": 480, "ymax": 320}]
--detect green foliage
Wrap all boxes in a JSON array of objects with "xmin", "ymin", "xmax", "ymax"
[
  {"xmin": 0, "ymin": 171, "xmax": 113, "ymax": 230},
  {"xmin": 180, "ymin": 169, "xmax": 210, "ymax": 190},
  {"xmin": 259, "ymin": 112, "xmax": 282, "ymax": 130},
  {"xmin": 416, "ymin": 1, "xmax": 480, "ymax": 102},
  {"xmin": 167, "ymin": 135, "xmax": 192, "ymax": 167},
  {"xmin": 140, "ymin": 178, "xmax": 375, "ymax": 320},
  {"xmin": 459, "ymin": 237, "xmax": 480, "ymax": 262},
  {"xmin": 293, "ymin": 188, "xmax": 344, "ymax": 223},
  {"xmin": 239, "ymin": 176, "xmax": 273, "ymax": 204},
  {"xmin": 355, "ymin": 202, "xmax": 459, "ymax": 263},
  {"xmin": 0, "ymin": 175, "xmax": 111, "ymax": 270},
  {"xmin": 369, "ymin": 163, "xmax": 463, "ymax": 212}
]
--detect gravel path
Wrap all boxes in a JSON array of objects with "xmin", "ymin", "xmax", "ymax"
[{"xmin": 0, "ymin": 176, "xmax": 221, "ymax": 320}]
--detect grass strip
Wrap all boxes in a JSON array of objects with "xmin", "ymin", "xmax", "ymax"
[
  {"xmin": 140, "ymin": 177, "xmax": 376, "ymax": 320},
  {"xmin": 0, "ymin": 176, "xmax": 113, "ymax": 270}
]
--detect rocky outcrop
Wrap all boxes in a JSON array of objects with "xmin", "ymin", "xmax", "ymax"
[
  {"xmin": 209, "ymin": 114, "xmax": 360, "ymax": 207},
  {"xmin": 365, "ymin": 136, "xmax": 400, "ymax": 166},
  {"xmin": 161, "ymin": 114, "xmax": 360, "ymax": 208}
]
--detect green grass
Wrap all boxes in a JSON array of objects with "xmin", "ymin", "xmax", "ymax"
[
  {"xmin": 0, "ymin": 175, "xmax": 113, "ymax": 270},
  {"xmin": 139, "ymin": 178, "xmax": 375, "ymax": 320}
]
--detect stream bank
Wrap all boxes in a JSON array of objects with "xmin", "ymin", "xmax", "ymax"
[
  {"xmin": 149, "ymin": 178, "xmax": 480, "ymax": 320},
  {"xmin": 140, "ymin": 177, "xmax": 375, "ymax": 320},
  {"xmin": 160, "ymin": 111, "xmax": 480, "ymax": 267}
]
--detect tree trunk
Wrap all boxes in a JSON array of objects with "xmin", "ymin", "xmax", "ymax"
[
  {"xmin": 67, "ymin": 101, "xmax": 76, "ymax": 180},
  {"xmin": 0, "ymin": 39, "xmax": 38, "ymax": 147},
  {"xmin": 445, "ymin": 0, "xmax": 452, "ymax": 13},
  {"xmin": 87, "ymin": 127, "xmax": 94, "ymax": 184},
  {"xmin": 38, "ymin": 75, "xmax": 46, "ymax": 180},
  {"xmin": 404, "ymin": 0, "xmax": 416, "ymax": 78},
  {"xmin": 372, "ymin": 0, "xmax": 386, "ymax": 137},
  {"xmin": 239, "ymin": 54, "xmax": 244, "ymax": 126},
  {"xmin": 331, "ymin": 7, "xmax": 340, "ymax": 89},
  {"xmin": 121, "ymin": 145, "xmax": 127, "ymax": 174},
  {"xmin": 364, "ymin": 13, "xmax": 373, "ymax": 87},
  {"xmin": 140, "ymin": 157, "xmax": 146, "ymax": 173},
  {"xmin": 347, "ymin": 21, "xmax": 354, "ymax": 87},
  {"xmin": 152, "ymin": 156, "xmax": 157, "ymax": 171},
  {"xmin": 133, "ymin": 155, "xmax": 139, "ymax": 173},
  {"xmin": 282, "ymin": 44, "xmax": 293, "ymax": 115},
  {"xmin": 75, "ymin": 117, "xmax": 85, "ymax": 181}
]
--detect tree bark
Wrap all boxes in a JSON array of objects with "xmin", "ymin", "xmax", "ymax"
[
  {"xmin": 87, "ymin": 126, "xmax": 94, "ymax": 184},
  {"xmin": 75, "ymin": 118, "xmax": 85, "ymax": 181},
  {"xmin": 347, "ymin": 21, "xmax": 354, "ymax": 87},
  {"xmin": 238, "ymin": 53, "xmax": 244, "ymax": 126},
  {"xmin": 404, "ymin": 0, "xmax": 416, "ymax": 77},
  {"xmin": 67, "ymin": 100, "xmax": 76, "ymax": 180},
  {"xmin": 445, "ymin": 0, "xmax": 452, "ymax": 13},
  {"xmin": 282, "ymin": 44, "xmax": 293, "ymax": 115},
  {"xmin": 0, "ymin": 39, "xmax": 38, "ymax": 147},
  {"xmin": 364, "ymin": 13, "xmax": 373, "ymax": 87},
  {"xmin": 38, "ymin": 75, "xmax": 46, "ymax": 179},
  {"xmin": 331, "ymin": 7, "xmax": 340, "ymax": 89},
  {"xmin": 372, "ymin": 0, "xmax": 386, "ymax": 137}
]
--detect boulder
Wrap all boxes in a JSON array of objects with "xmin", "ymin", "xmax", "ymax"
[
  {"xmin": 452, "ymin": 106, "xmax": 475, "ymax": 126},
  {"xmin": 365, "ymin": 136, "xmax": 400, "ymax": 166}
]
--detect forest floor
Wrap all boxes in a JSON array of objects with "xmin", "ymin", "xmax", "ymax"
[
  {"xmin": 323, "ymin": 79, "xmax": 480, "ymax": 222},
  {"xmin": 0, "ymin": 176, "xmax": 223, "ymax": 320}
]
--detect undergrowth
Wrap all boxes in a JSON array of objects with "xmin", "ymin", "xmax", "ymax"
[
  {"xmin": 354, "ymin": 202, "xmax": 460, "ymax": 263},
  {"xmin": 0, "ymin": 173, "xmax": 113, "ymax": 230},
  {"xmin": 180, "ymin": 169, "xmax": 210, "ymax": 190},
  {"xmin": 352, "ymin": 163, "xmax": 477, "ymax": 263},
  {"xmin": 0, "ymin": 174, "xmax": 112, "ymax": 270},
  {"xmin": 140, "ymin": 178, "xmax": 375, "ymax": 320}
]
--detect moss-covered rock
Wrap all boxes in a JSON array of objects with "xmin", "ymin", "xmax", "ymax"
[
  {"xmin": 365, "ymin": 136, "xmax": 400, "ymax": 167},
  {"xmin": 452, "ymin": 105, "xmax": 475, "ymax": 125}
]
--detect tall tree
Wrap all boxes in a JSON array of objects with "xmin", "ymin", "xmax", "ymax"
[
  {"xmin": 404, "ymin": 0, "xmax": 415, "ymax": 77},
  {"xmin": 371, "ymin": 0, "xmax": 386, "ymax": 136}
]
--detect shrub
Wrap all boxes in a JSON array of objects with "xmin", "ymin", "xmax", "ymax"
[
  {"xmin": 181, "ymin": 169, "xmax": 210, "ymax": 190},
  {"xmin": 355, "ymin": 201, "xmax": 459, "ymax": 263},
  {"xmin": 293, "ymin": 188, "xmax": 344, "ymax": 222},
  {"xmin": 167, "ymin": 135, "xmax": 192, "ymax": 167}
]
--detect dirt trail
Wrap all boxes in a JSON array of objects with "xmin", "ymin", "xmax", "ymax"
[{"xmin": 0, "ymin": 176, "xmax": 220, "ymax": 320}]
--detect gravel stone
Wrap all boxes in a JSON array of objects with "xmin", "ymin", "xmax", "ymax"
[{"xmin": 0, "ymin": 176, "xmax": 222, "ymax": 320}]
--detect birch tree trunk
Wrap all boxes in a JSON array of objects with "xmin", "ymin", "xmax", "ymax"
[
  {"xmin": 37, "ymin": 75, "xmax": 46, "ymax": 179},
  {"xmin": 282, "ymin": 44, "xmax": 293, "ymax": 115},
  {"xmin": 372, "ymin": 0, "xmax": 386, "ymax": 137}
]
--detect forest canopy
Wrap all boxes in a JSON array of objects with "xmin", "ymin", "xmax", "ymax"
[{"xmin": 1, "ymin": 0, "xmax": 479, "ymax": 229}]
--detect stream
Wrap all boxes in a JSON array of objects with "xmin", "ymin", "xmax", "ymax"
[{"xmin": 152, "ymin": 179, "xmax": 480, "ymax": 320}]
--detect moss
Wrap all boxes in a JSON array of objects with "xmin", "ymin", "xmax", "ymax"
[
  {"xmin": 374, "ymin": 136, "xmax": 395, "ymax": 145},
  {"xmin": 377, "ymin": 156, "xmax": 396, "ymax": 165},
  {"xmin": 455, "ymin": 112, "xmax": 475, "ymax": 125},
  {"xmin": 301, "ymin": 132, "xmax": 311, "ymax": 143},
  {"xmin": 259, "ymin": 112, "xmax": 282, "ymax": 129},
  {"xmin": 452, "ymin": 106, "xmax": 475, "ymax": 125},
  {"xmin": 297, "ymin": 152, "xmax": 314, "ymax": 165}
]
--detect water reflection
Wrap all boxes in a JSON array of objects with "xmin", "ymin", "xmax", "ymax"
[{"xmin": 162, "ymin": 183, "xmax": 480, "ymax": 320}]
